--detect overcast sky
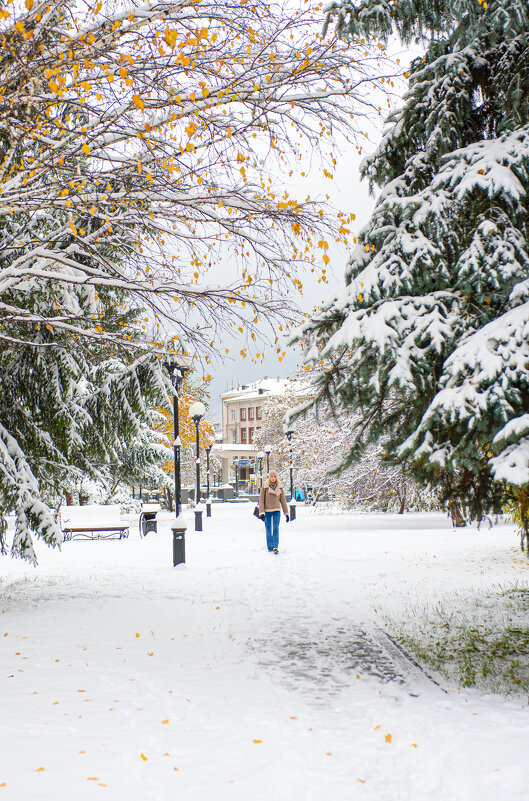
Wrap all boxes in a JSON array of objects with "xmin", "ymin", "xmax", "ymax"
[
  {"xmin": 202, "ymin": 37, "xmax": 419, "ymax": 424},
  {"xmin": 205, "ymin": 145, "xmax": 378, "ymax": 422}
]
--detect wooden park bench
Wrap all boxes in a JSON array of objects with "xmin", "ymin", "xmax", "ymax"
[{"xmin": 60, "ymin": 504, "xmax": 129, "ymax": 541}]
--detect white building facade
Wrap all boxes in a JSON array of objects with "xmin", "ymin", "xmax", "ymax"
[{"xmin": 216, "ymin": 378, "xmax": 288, "ymax": 487}]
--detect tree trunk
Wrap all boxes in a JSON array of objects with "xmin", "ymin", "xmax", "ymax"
[{"xmin": 449, "ymin": 500, "xmax": 466, "ymax": 528}]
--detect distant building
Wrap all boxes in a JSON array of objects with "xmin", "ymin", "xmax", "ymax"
[
  {"xmin": 222, "ymin": 377, "xmax": 288, "ymax": 446},
  {"xmin": 216, "ymin": 378, "xmax": 289, "ymax": 486}
]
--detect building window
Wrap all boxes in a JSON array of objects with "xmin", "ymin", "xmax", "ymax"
[
  {"xmin": 240, "ymin": 408, "xmax": 247, "ymax": 421},
  {"xmin": 248, "ymin": 407, "xmax": 254, "ymax": 420},
  {"xmin": 256, "ymin": 406, "xmax": 262, "ymax": 420},
  {"xmin": 232, "ymin": 430, "xmax": 237, "ymax": 444},
  {"xmin": 249, "ymin": 427, "xmax": 254, "ymax": 443},
  {"xmin": 241, "ymin": 428, "xmax": 247, "ymax": 442},
  {"xmin": 231, "ymin": 409, "xmax": 235, "ymax": 421}
]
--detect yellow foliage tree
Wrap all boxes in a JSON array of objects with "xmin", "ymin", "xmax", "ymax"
[
  {"xmin": 0, "ymin": 0, "xmax": 395, "ymax": 358},
  {"xmin": 156, "ymin": 394, "xmax": 215, "ymax": 479}
]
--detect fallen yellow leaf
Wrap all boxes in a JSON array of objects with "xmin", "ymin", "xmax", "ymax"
[
  {"xmin": 136, "ymin": 633, "xmax": 140, "ymax": 638},
  {"xmin": 141, "ymin": 753, "xmax": 148, "ymax": 761},
  {"xmin": 373, "ymin": 725, "xmax": 381, "ymax": 731},
  {"xmin": 385, "ymin": 733, "xmax": 392, "ymax": 743},
  {"xmin": 253, "ymin": 739, "xmax": 262, "ymax": 744},
  {"xmin": 35, "ymin": 767, "xmax": 45, "ymax": 772},
  {"xmin": 162, "ymin": 719, "xmax": 170, "ymax": 724},
  {"xmin": 87, "ymin": 777, "xmax": 98, "ymax": 781}
]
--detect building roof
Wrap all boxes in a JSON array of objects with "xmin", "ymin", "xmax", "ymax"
[
  {"xmin": 221, "ymin": 377, "xmax": 290, "ymax": 403},
  {"xmin": 213, "ymin": 443, "xmax": 257, "ymax": 453}
]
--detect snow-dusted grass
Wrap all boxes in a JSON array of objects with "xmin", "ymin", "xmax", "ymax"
[
  {"xmin": 1, "ymin": 505, "xmax": 529, "ymax": 800},
  {"xmin": 392, "ymin": 584, "xmax": 529, "ymax": 694}
]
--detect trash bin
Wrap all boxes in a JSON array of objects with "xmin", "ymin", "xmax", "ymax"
[
  {"xmin": 172, "ymin": 526, "xmax": 185, "ymax": 566},
  {"xmin": 289, "ymin": 503, "xmax": 296, "ymax": 522},
  {"xmin": 139, "ymin": 503, "xmax": 160, "ymax": 537},
  {"xmin": 194, "ymin": 509, "xmax": 203, "ymax": 532}
]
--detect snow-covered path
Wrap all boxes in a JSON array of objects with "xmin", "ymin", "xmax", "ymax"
[{"xmin": 1, "ymin": 505, "xmax": 528, "ymax": 800}]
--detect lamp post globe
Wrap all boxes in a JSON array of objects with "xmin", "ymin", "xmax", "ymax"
[{"xmin": 189, "ymin": 401, "xmax": 206, "ymax": 504}]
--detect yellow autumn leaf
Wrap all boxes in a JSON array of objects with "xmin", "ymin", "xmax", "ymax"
[
  {"xmin": 162, "ymin": 719, "xmax": 170, "ymax": 724},
  {"xmin": 165, "ymin": 27, "xmax": 178, "ymax": 48},
  {"xmin": 385, "ymin": 733, "xmax": 392, "ymax": 743},
  {"xmin": 136, "ymin": 632, "xmax": 140, "ymax": 638},
  {"xmin": 141, "ymin": 753, "xmax": 148, "ymax": 761},
  {"xmin": 132, "ymin": 95, "xmax": 145, "ymax": 111},
  {"xmin": 253, "ymin": 739, "xmax": 262, "ymax": 744},
  {"xmin": 82, "ymin": 144, "xmax": 90, "ymax": 155},
  {"xmin": 25, "ymin": 0, "xmax": 34, "ymax": 9}
]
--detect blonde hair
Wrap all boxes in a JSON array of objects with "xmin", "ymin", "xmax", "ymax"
[{"xmin": 265, "ymin": 471, "xmax": 283, "ymax": 490}]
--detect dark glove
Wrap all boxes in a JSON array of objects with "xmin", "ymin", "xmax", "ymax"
[
  {"xmin": 260, "ymin": 514, "xmax": 265, "ymax": 520},
  {"xmin": 286, "ymin": 515, "xmax": 290, "ymax": 522}
]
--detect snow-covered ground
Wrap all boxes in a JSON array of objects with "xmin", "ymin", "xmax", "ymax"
[{"xmin": 1, "ymin": 504, "xmax": 528, "ymax": 800}]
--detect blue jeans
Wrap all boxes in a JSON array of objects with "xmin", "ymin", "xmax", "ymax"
[{"xmin": 264, "ymin": 511, "xmax": 281, "ymax": 550}]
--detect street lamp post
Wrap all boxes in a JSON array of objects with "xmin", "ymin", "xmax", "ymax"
[
  {"xmin": 205, "ymin": 443, "xmax": 213, "ymax": 517},
  {"xmin": 205, "ymin": 444, "xmax": 213, "ymax": 499},
  {"xmin": 189, "ymin": 401, "xmax": 206, "ymax": 506},
  {"xmin": 257, "ymin": 450, "xmax": 265, "ymax": 488},
  {"xmin": 265, "ymin": 445, "xmax": 273, "ymax": 474},
  {"xmin": 282, "ymin": 422, "xmax": 296, "ymax": 503},
  {"xmin": 233, "ymin": 458, "xmax": 239, "ymax": 498},
  {"xmin": 165, "ymin": 358, "xmax": 193, "ymax": 566},
  {"xmin": 164, "ymin": 361, "xmax": 191, "ymax": 518}
]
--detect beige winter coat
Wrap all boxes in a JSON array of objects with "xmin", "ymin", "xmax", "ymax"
[{"xmin": 259, "ymin": 482, "xmax": 288, "ymax": 516}]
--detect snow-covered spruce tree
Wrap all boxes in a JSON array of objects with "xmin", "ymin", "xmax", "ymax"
[
  {"xmin": 296, "ymin": 0, "xmax": 529, "ymax": 523},
  {"xmin": 0, "ymin": 317, "xmax": 172, "ymax": 563}
]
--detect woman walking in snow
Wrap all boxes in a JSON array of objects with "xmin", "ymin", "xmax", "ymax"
[{"xmin": 259, "ymin": 469, "xmax": 289, "ymax": 553}]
